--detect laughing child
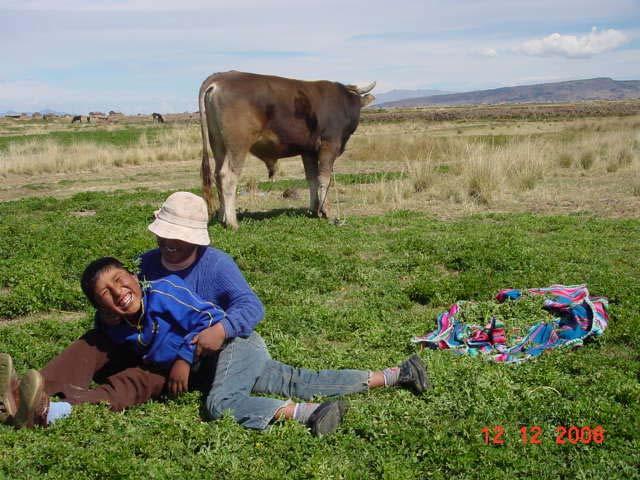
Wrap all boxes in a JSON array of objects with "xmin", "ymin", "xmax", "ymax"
[{"xmin": 8, "ymin": 256, "xmax": 429, "ymax": 435}]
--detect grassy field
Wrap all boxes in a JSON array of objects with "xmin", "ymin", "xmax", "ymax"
[
  {"xmin": 0, "ymin": 107, "xmax": 639, "ymax": 478},
  {"xmin": 2, "ymin": 109, "xmax": 639, "ymax": 218}
]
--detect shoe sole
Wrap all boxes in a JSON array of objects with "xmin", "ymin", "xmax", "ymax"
[
  {"xmin": 407, "ymin": 355, "xmax": 429, "ymax": 393},
  {"xmin": 310, "ymin": 401, "xmax": 348, "ymax": 437},
  {"xmin": 0, "ymin": 353, "xmax": 17, "ymax": 422},
  {"xmin": 14, "ymin": 369, "xmax": 44, "ymax": 428}
]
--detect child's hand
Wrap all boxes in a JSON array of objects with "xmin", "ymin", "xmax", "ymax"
[
  {"xmin": 192, "ymin": 323, "xmax": 226, "ymax": 357},
  {"xmin": 168, "ymin": 358, "xmax": 191, "ymax": 396}
]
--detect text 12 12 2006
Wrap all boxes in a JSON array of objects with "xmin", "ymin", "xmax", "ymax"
[{"xmin": 481, "ymin": 425, "xmax": 605, "ymax": 445}]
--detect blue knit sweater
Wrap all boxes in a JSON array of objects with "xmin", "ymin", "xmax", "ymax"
[
  {"xmin": 102, "ymin": 275, "xmax": 225, "ymax": 368},
  {"xmin": 139, "ymin": 246, "xmax": 265, "ymax": 339}
]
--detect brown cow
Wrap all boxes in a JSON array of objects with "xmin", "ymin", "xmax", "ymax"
[{"xmin": 198, "ymin": 71, "xmax": 375, "ymax": 229}]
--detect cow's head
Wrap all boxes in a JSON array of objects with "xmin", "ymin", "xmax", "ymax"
[
  {"xmin": 360, "ymin": 94, "xmax": 375, "ymax": 108},
  {"xmin": 347, "ymin": 81, "xmax": 376, "ymax": 108}
]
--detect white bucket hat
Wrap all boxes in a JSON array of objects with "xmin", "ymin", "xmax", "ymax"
[{"xmin": 148, "ymin": 192, "xmax": 210, "ymax": 246}]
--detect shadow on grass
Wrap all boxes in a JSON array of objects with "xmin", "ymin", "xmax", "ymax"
[
  {"xmin": 239, "ymin": 207, "xmax": 312, "ymax": 222},
  {"xmin": 206, "ymin": 207, "xmax": 314, "ymax": 226}
]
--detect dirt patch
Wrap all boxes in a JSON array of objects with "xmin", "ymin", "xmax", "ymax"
[
  {"xmin": 0, "ymin": 310, "xmax": 85, "ymax": 326},
  {"xmin": 70, "ymin": 210, "xmax": 97, "ymax": 217}
]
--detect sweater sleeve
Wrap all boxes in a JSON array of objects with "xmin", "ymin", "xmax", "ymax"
[
  {"xmin": 149, "ymin": 279, "xmax": 226, "ymax": 364},
  {"xmin": 212, "ymin": 252, "xmax": 265, "ymax": 339}
]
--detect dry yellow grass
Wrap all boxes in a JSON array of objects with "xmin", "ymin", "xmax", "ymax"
[
  {"xmin": 0, "ymin": 126, "xmax": 200, "ymax": 176},
  {"xmin": 1, "ymin": 112, "xmax": 639, "ymax": 219},
  {"xmin": 342, "ymin": 116, "xmax": 639, "ymax": 207}
]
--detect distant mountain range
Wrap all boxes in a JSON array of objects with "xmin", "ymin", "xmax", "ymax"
[
  {"xmin": 4, "ymin": 78, "xmax": 640, "ymax": 116},
  {"xmin": 376, "ymin": 78, "xmax": 640, "ymax": 108},
  {"xmin": 371, "ymin": 89, "xmax": 453, "ymax": 105}
]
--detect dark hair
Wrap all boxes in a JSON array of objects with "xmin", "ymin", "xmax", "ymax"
[{"xmin": 81, "ymin": 257, "xmax": 125, "ymax": 307}]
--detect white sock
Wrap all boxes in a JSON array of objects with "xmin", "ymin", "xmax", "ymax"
[
  {"xmin": 46, "ymin": 401, "xmax": 72, "ymax": 425},
  {"xmin": 292, "ymin": 402, "xmax": 320, "ymax": 424},
  {"xmin": 382, "ymin": 367, "xmax": 400, "ymax": 387}
]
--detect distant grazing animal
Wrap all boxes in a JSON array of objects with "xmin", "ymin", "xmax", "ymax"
[
  {"xmin": 152, "ymin": 112, "xmax": 165, "ymax": 123},
  {"xmin": 71, "ymin": 115, "xmax": 82, "ymax": 123},
  {"xmin": 198, "ymin": 71, "xmax": 375, "ymax": 229}
]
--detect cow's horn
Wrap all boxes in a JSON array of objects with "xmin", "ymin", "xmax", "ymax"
[{"xmin": 357, "ymin": 81, "xmax": 376, "ymax": 95}]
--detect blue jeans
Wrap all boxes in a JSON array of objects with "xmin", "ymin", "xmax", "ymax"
[{"xmin": 203, "ymin": 332, "xmax": 369, "ymax": 430}]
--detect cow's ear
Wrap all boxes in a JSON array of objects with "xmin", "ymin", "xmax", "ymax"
[{"xmin": 360, "ymin": 94, "xmax": 375, "ymax": 108}]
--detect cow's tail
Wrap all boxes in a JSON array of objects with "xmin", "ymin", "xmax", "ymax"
[{"xmin": 198, "ymin": 75, "xmax": 218, "ymax": 218}]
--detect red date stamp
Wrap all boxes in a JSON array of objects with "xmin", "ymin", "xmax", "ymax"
[{"xmin": 481, "ymin": 425, "xmax": 605, "ymax": 445}]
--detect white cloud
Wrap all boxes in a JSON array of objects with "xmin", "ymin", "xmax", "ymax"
[
  {"xmin": 2, "ymin": 3, "xmax": 639, "ymax": 113},
  {"xmin": 475, "ymin": 47, "xmax": 498, "ymax": 57},
  {"xmin": 514, "ymin": 27, "xmax": 630, "ymax": 58}
]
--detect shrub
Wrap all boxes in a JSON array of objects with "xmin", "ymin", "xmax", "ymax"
[
  {"xmin": 579, "ymin": 151, "xmax": 595, "ymax": 169},
  {"xmin": 406, "ymin": 158, "xmax": 434, "ymax": 193},
  {"xmin": 467, "ymin": 168, "xmax": 497, "ymax": 204},
  {"xmin": 616, "ymin": 149, "xmax": 633, "ymax": 168},
  {"xmin": 557, "ymin": 153, "xmax": 573, "ymax": 168}
]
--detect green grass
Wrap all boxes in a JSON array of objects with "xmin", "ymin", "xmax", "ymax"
[
  {"xmin": 0, "ymin": 191, "xmax": 639, "ymax": 479},
  {"xmin": 0, "ymin": 127, "xmax": 166, "ymax": 151}
]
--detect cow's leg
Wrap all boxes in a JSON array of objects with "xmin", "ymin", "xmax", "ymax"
[
  {"xmin": 264, "ymin": 158, "xmax": 278, "ymax": 180},
  {"xmin": 216, "ymin": 149, "xmax": 247, "ymax": 230},
  {"xmin": 316, "ymin": 144, "xmax": 339, "ymax": 218},
  {"xmin": 302, "ymin": 152, "xmax": 320, "ymax": 214},
  {"xmin": 210, "ymin": 130, "xmax": 226, "ymax": 223}
]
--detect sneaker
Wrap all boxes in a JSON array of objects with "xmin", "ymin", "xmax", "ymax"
[
  {"xmin": 398, "ymin": 354, "xmax": 430, "ymax": 394},
  {"xmin": 13, "ymin": 370, "xmax": 49, "ymax": 428},
  {"xmin": 306, "ymin": 400, "xmax": 348, "ymax": 437},
  {"xmin": 0, "ymin": 353, "xmax": 19, "ymax": 423}
]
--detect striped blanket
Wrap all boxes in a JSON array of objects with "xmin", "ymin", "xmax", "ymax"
[{"xmin": 411, "ymin": 285, "xmax": 609, "ymax": 364}]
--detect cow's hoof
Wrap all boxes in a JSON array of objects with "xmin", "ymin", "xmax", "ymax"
[{"xmin": 222, "ymin": 219, "xmax": 239, "ymax": 230}]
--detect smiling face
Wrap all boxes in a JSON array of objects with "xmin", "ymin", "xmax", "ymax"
[
  {"xmin": 93, "ymin": 267, "xmax": 143, "ymax": 323},
  {"xmin": 156, "ymin": 236, "xmax": 199, "ymax": 266}
]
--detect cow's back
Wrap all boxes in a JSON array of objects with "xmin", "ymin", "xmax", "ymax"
[{"xmin": 207, "ymin": 71, "xmax": 361, "ymax": 154}]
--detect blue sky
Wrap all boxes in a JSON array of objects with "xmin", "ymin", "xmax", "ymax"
[{"xmin": 2, "ymin": 0, "xmax": 639, "ymax": 114}]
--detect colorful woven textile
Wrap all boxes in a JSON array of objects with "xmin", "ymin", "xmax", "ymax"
[{"xmin": 411, "ymin": 284, "xmax": 609, "ymax": 364}]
